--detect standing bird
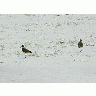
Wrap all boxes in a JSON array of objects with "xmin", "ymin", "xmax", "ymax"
[
  {"xmin": 20, "ymin": 45, "xmax": 32, "ymax": 58},
  {"xmin": 78, "ymin": 39, "xmax": 83, "ymax": 48}
]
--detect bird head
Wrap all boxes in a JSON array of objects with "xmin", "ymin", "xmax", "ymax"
[
  {"xmin": 20, "ymin": 45, "xmax": 24, "ymax": 48},
  {"xmin": 80, "ymin": 39, "xmax": 82, "ymax": 42}
]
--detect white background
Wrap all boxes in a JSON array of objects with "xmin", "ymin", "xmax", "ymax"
[{"xmin": 0, "ymin": 0, "xmax": 96, "ymax": 96}]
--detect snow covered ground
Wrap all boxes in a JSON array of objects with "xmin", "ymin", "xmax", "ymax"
[{"xmin": 0, "ymin": 14, "xmax": 96, "ymax": 83}]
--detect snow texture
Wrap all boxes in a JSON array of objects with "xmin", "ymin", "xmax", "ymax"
[{"xmin": 0, "ymin": 14, "xmax": 96, "ymax": 83}]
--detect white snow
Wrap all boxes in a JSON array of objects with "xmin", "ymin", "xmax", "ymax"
[{"xmin": 0, "ymin": 14, "xmax": 96, "ymax": 82}]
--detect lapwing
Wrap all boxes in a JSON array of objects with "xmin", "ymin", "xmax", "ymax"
[
  {"xmin": 78, "ymin": 39, "xmax": 83, "ymax": 48},
  {"xmin": 20, "ymin": 45, "xmax": 32, "ymax": 58}
]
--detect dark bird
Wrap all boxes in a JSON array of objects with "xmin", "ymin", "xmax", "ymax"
[
  {"xmin": 78, "ymin": 39, "xmax": 83, "ymax": 48},
  {"xmin": 20, "ymin": 45, "xmax": 32, "ymax": 58}
]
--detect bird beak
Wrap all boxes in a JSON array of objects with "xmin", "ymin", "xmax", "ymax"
[{"xmin": 20, "ymin": 46, "xmax": 22, "ymax": 48}]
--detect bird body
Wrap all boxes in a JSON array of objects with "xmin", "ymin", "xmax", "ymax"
[
  {"xmin": 78, "ymin": 39, "xmax": 83, "ymax": 48},
  {"xmin": 20, "ymin": 45, "xmax": 32, "ymax": 58},
  {"xmin": 22, "ymin": 47, "xmax": 32, "ymax": 53}
]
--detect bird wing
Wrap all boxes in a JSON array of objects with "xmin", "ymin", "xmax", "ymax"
[{"xmin": 22, "ymin": 47, "xmax": 30, "ymax": 52}]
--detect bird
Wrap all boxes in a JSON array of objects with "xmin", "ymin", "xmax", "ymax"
[
  {"xmin": 20, "ymin": 45, "xmax": 32, "ymax": 58},
  {"xmin": 78, "ymin": 39, "xmax": 83, "ymax": 48}
]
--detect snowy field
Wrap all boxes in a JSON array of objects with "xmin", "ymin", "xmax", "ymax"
[{"xmin": 0, "ymin": 14, "xmax": 96, "ymax": 83}]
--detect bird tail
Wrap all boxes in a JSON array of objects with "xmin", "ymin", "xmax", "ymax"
[{"xmin": 29, "ymin": 51, "xmax": 32, "ymax": 53}]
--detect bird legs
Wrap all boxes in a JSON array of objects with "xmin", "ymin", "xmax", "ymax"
[{"xmin": 25, "ymin": 54, "xmax": 27, "ymax": 58}]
